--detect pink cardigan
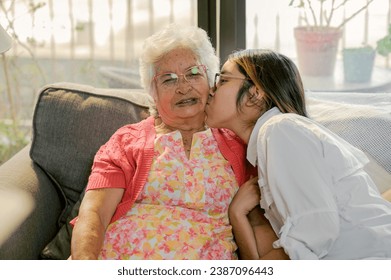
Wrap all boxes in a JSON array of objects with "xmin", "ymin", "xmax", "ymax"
[{"xmin": 84, "ymin": 116, "xmax": 248, "ymax": 223}]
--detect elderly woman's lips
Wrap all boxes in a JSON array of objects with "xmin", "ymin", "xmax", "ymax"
[{"xmin": 176, "ymin": 98, "xmax": 198, "ymax": 106}]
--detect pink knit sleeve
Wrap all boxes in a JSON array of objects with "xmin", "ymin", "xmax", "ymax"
[
  {"xmin": 212, "ymin": 128, "xmax": 249, "ymax": 186},
  {"xmin": 86, "ymin": 126, "xmax": 136, "ymax": 191}
]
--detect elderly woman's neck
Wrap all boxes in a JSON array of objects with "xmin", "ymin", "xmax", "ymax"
[{"xmin": 154, "ymin": 116, "xmax": 206, "ymax": 136}]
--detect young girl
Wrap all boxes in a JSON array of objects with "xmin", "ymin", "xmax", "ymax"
[{"xmin": 205, "ymin": 49, "xmax": 391, "ymax": 259}]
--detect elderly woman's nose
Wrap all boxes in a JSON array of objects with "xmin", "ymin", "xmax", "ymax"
[{"xmin": 176, "ymin": 78, "xmax": 191, "ymax": 93}]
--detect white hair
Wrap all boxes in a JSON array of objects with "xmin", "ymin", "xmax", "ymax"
[{"xmin": 139, "ymin": 23, "xmax": 220, "ymax": 96}]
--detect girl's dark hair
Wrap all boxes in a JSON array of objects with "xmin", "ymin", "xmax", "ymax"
[{"xmin": 228, "ymin": 49, "xmax": 307, "ymax": 117}]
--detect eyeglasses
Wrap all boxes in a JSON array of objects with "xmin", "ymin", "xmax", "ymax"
[
  {"xmin": 153, "ymin": 65, "xmax": 207, "ymax": 90},
  {"xmin": 213, "ymin": 73, "xmax": 249, "ymax": 90}
]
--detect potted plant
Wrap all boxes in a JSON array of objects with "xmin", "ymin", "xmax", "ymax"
[
  {"xmin": 289, "ymin": 0, "xmax": 374, "ymax": 77},
  {"xmin": 342, "ymin": 45, "xmax": 375, "ymax": 83},
  {"xmin": 342, "ymin": 24, "xmax": 391, "ymax": 83}
]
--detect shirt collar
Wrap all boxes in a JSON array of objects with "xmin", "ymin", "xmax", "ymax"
[{"xmin": 247, "ymin": 107, "xmax": 281, "ymax": 166}]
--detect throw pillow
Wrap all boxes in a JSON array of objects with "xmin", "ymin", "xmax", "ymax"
[{"xmin": 30, "ymin": 83, "xmax": 150, "ymax": 259}]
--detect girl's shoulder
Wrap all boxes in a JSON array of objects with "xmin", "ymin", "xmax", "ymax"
[
  {"xmin": 262, "ymin": 113, "xmax": 309, "ymax": 131},
  {"xmin": 258, "ymin": 113, "xmax": 323, "ymax": 147}
]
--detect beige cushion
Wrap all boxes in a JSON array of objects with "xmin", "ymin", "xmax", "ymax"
[{"xmin": 307, "ymin": 92, "xmax": 391, "ymax": 198}]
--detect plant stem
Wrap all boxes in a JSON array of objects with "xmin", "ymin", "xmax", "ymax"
[
  {"xmin": 1, "ymin": 53, "xmax": 17, "ymax": 135},
  {"xmin": 306, "ymin": 0, "xmax": 318, "ymax": 26},
  {"xmin": 336, "ymin": 0, "xmax": 374, "ymax": 29},
  {"xmin": 326, "ymin": 0, "xmax": 337, "ymax": 27}
]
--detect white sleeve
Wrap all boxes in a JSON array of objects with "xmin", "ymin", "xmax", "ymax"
[{"xmin": 260, "ymin": 119, "xmax": 340, "ymax": 259}]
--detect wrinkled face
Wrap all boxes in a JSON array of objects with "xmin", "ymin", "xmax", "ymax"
[
  {"xmin": 205, "ymin": 60, "xmax": 247, "ymax": 130},
  {"xmin": 153, "ymin": 48, "xmax": 210, "ymax": 125}
]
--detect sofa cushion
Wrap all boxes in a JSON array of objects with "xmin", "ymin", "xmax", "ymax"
[
  {"xmin": 307, "ymin": 91, "xmax": 391, "ymax": 194},
  {"xmin": 40, "ymin": 189, "xmax": 85, "ymax": 259},
  {"xmin": 30, "ymin": 83, "xmax": 150, "ymax": 258}
]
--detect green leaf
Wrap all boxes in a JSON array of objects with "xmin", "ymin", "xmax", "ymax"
[{"xmin": 376, "ymin": 24, "xmax": 391, "ymax": 56}]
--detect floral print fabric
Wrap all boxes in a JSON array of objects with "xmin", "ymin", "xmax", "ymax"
[{"xmin": 99, "ymin": 129, "xmax": 239, "ymax": 259}]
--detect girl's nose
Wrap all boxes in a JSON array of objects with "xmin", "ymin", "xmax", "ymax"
[{"xmin": 209, "ymin": 87, "xmax": 216, "ymax": 97}]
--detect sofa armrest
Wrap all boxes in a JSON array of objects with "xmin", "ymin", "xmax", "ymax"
[{"xmin": 0, "ymin": 145, "xmax": 63, "ymax": 259}]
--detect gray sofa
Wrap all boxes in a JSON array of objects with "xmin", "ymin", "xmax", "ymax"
[
  {"xmin": 0, "ymin": 83, "xmax": 150, "ymax": 259},
  {"xmin": 0, "ymin": 82, "xmax": 390, "ymax": 259}
]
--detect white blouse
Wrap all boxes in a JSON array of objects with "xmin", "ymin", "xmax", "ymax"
[{"xmin": 247, "ymin": 107, "xmax": 391, "ymax": 259}]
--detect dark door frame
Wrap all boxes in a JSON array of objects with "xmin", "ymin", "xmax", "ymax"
[{"xmin": 197, "ymin": 0, "xmax": 246, "ymax": 63}]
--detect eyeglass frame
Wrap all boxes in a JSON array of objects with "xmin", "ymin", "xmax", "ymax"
[
  {"xmin": 153, "ymin": 64, "xmax": 208, "ymax": 90},
  {"xmin": 213, "ymin": 73, "xmax": 250, "ymax": 90}
]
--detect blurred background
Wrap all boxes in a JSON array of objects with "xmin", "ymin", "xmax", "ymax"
[{"xmin": 1, "ymin": 0, "xmax": 390, "ymax": 164}]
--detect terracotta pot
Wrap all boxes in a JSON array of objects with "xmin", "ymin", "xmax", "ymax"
[{"xmin": 294, "ymin": 26, "xmax": 343, "ymax": 77}]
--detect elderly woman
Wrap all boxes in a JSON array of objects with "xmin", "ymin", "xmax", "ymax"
[{"xmin": 69, "ymin": 24, "xmax": 249, "ymax": 260}]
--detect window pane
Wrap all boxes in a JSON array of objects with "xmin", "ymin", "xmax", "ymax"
[
  {"xmin": 246, "ymin": 0, "xmax": 391, "ymax": 93},
  {"xmin": 0, "ymin": 0, "xmax": 197, "ymax": 164}
]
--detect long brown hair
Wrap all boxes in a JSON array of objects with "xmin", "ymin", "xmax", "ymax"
[{"xmin": 229, "ymin": 49, "xmax": 308, "ymax": 117}]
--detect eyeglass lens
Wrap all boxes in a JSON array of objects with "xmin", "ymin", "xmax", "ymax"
[
  {"xmin": 213, "ymin": 73, "xmax": 249, "ymax": 90},
  {"xmin": 155, "ymin": 65, "xmax": 206, "ymax": 88}
]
